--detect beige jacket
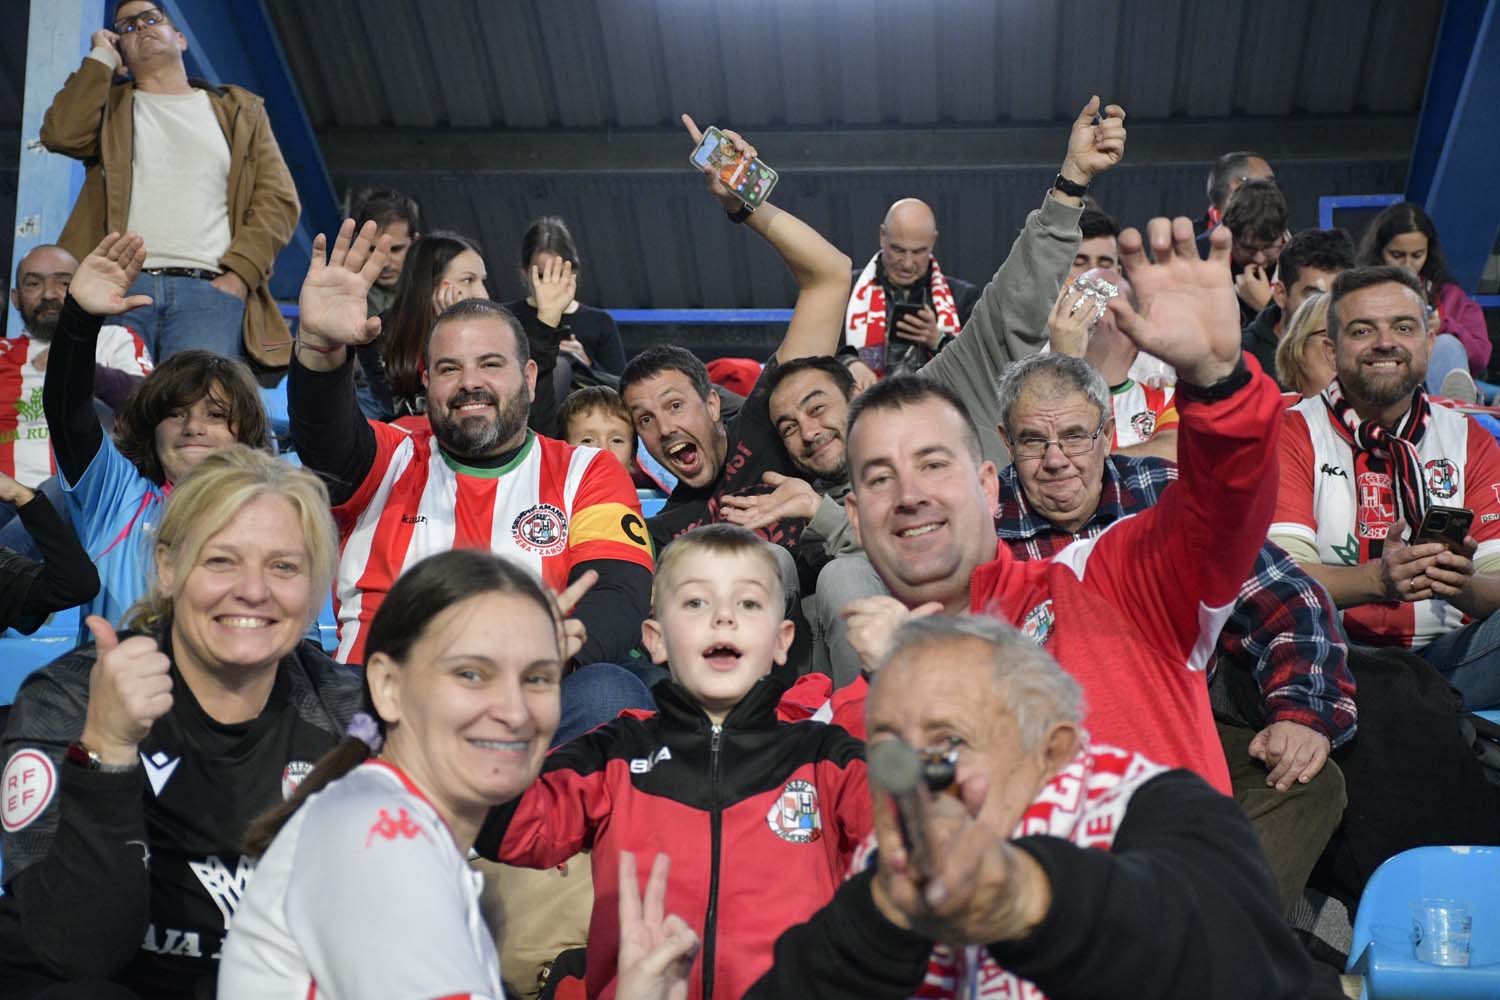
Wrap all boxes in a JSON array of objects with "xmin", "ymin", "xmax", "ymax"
[{"xmin": 41, "ymin": 56, "xmax": 301, "ymax": 367}]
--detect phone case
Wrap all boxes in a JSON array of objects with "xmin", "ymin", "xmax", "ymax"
[{"xmin": 688, "ymin": 127, "xmax": 779, "ymax": 209}]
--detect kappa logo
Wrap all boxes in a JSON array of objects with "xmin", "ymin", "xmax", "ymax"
[
  {"xmin": 1020, "ymin": 600, "xmax": 1055, "ymax": 646},
  {"xmin": 141, "ymin": 750, "xmax": 181, "ymax": 797},
  {"xmin": 281, "ymin": 760, "xmax": 314, "ymax": 799},
  {"xmin": 767, "ymin": 779, "xmax": 822, "ymax": 844},
  {"xmin": 1320, "ymin": 463, "xmax": 1349, "ymax": 479},
  {"xmin": 630, "ymin": 746, "xmax": 672, "ymax": 774},
  {"xmin": 1425, "ymin": 459, "xmax": 1460, "ymax": 500},
  {"xmin": 2, "ymin": 749, "xmax": 56, "ymax": 832},
  {"xmin": 511, "ymin": 503, "xmax": 569, "ymax": 556},
  {"xmin": 365, "ymin": 807, "xmax": 428, "ymax": 847}
]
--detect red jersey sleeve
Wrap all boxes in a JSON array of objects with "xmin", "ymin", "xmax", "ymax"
[
  {"xmin": 567, "ymin": 449, "xmax": 655, "ymax": 572},
  {"xmin": 1465, "ymin": 417, "xmax": 1500, "ymax": 545},
  {"xmin": 484, "ymin": 727, "xmax": 619, "ymax": 867},
  {"xmin": 331, "ymin": 420, "xmax": 411, "ymax": 530},
  {"xmin": 1272, "ymin": 409, "xmax": 1317, "ymax": 533},
  {"xmin": 1081, "ymin": 361, "xmax": 1284, "ymax": 663}
]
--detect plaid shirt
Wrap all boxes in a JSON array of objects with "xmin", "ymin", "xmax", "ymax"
[{"xmin": 996, "ymin": 455, "xmax": 1357, "ymax": 746}]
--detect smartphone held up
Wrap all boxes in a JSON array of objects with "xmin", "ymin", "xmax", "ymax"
[{"xmin": 689, "ymin": 126, "xmax": 780, "ymax": 209}]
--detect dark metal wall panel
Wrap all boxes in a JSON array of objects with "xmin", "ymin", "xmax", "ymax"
[
  {"xmin": 1361, "ymin": 0, "xmax": 1444, "ymax": 113},
  {"xmin": 335, "ymin": 155, "xmax": 1408, "ymax": 316},
  {"xmin": 1299, "ymin": 0, "xmax": 1371, "ymax": 115},
  {"xmin": 0, "ymin": 9, "xmax": 28, "ymax": 130}
]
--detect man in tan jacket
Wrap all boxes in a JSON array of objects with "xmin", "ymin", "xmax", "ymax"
[{"xmin": 41, "ymin": 2, "xmax": 300, "ymax": 367}]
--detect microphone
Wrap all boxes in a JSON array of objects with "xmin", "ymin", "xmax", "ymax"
[{"xmin": 867, "ymin": 738, "xmax": 938, "ymax": 880}]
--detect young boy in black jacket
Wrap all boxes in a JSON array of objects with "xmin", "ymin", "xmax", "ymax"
[{"xmin": 478, "ymin": 524, "xmax": 870, "ymax": 1000}]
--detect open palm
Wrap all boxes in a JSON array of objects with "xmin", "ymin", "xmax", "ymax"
[
  {"xmin": 1109, "ymin": 218, "xmax": 1243, "ymax": 386},
  {"xmin": 69, "ymin": 233, "xmax": 152, "ymax": 316},
  {"xmin": 298, "ymin": 219, "xmax": 388, "ymax": 346}
]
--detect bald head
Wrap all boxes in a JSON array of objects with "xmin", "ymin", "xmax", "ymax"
[{"xmin": 879, "ymin": 198, "xmax": 939, "ymax": 287}]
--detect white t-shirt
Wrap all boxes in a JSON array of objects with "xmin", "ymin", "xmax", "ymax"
[
  {"xmin": 126, "ymin": 90, "xmax": 233, "ymax": 272},
  {"xmin": 217, "ymin": 760, "xmax": 502, "ymax": 1000}
]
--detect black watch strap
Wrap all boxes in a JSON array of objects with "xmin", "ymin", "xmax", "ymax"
[
  {"xmin": 1052, "ymin": 173, "xmax": 1089, "ymax": 198},
  {"xmin": 727, "ymin": 202, "xmax": 754, "ymax": 225},
  {"xmin": 1178, "ymin": 357, "xmax": 1253, "ymax": 403}
]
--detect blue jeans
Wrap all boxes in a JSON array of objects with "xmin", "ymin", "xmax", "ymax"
[
  {"xmin": 1425, "ymin": 333, "xmax": 1470, "ymax": 395},
  {"xmin": 120, "ymin": 273, "xmax": 245, "ymax": 361},
  {"xmin": 553, "ymin": 662, "xmax": 656, "ymax": 747},
  {"xmin": 0, "ymin": 477, "xmax": 71, "ymax": 563},
  {"xmin": 1417, "ymin": 611, "xmax": 1500, "ymax": 709}
]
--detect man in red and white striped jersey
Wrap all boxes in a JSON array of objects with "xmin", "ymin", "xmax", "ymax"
[
  {"xmin": 1271, "ymin": 265, "xmax": 1500, "ymax": 709},
  {"xmin": 3, "ymin": 244, "xmax": 151, "ymax": 487},
  {"xmin": 288, "ymin": 221, "xmax": 654, "ymax": 667}
]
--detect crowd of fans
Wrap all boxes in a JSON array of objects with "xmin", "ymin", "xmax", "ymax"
[{"xmin": 0, "ymin": 4, "xmax": 1497, "ymax": 999}]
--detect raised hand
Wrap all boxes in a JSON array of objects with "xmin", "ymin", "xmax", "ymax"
[
  {"xmin": 1107, "ymin": 220, "xmax": 1241, "ymax": 387},
  {"xmin": 718, "ymin": 472, "xmax": 820, "ymax": 531},
  {"xmin": 69, "ymin": 233, "xmax": 153, "ymax": 317},
  {"xmin": 298, "ymin": 219, "xmax": 390, "ymax": 349},
  {"xmin": 80, "ymin": 616, "xmax": 173, "ymax": 767},
  {"xmin": 681, "ymin": 114, "xmax": 758, "ymax": 213},
  {"xmin": 841, "ymin": 597, "xmax": 942, "ymax": 674},
  {"xmin": 532, "ymin": 255, "xmax": 578, "ymax": 328},
  {"xmin": 0, "ymin": 471, "xmax": 35, "ymax": 508},
  {"xmin": 1060, "ymin": 96, "xmax": 1127, "ymax": 186},
  {"xmin": 552, "ymin": 569, "xmax": 599, "ymax": 662},
  {"xmin": 430, "ymin": 280, "xmax": 466, "ymax": 319},
  {"xmin": 616, "ymin": 852, "xmax": 700, "ymax": 1000}
]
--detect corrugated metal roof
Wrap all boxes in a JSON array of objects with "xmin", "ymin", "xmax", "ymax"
[{"xmin": 266, "ymin": 0, "xmax": 1441, "ymax": 131}]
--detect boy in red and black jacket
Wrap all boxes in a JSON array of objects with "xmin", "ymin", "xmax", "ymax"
[{"xmin": 476, "ymin": 524, "xmax": 870, "ymax": 1000}]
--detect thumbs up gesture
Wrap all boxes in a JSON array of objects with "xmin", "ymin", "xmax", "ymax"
[{"xmin": 79, "ymin": 616, "xmax": 174, "ymax": 767}]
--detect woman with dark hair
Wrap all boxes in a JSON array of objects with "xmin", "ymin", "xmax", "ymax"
[
  {"xmin": 41, "ymin": 232, "xmax": 272, "ymax": 636},
  {"xmin": 505, "ymin": 216, "xmax": 627, "ymax": 437},
  {"xmin": 220, "ymin": 549, "xmax": 696, "ymax": 1000},
  {"xmin": 374, "ymin": 230, "xmax": 489, "ymax": 420},
  {"xmin": 1358, "ymin": 201, "xmax": 1490, "ymax": 394},
  {"xmin": 0, "ymin": 445, "xmax": 360, "ymax": 1000}
]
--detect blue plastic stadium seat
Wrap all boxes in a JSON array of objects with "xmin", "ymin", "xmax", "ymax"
[
  {"xmin": 1475, "ymin": 709, "xmax": 1500, "ymax": 727},
  {"xmin": 638, "ymin": 489, "xmax": 667, "ymax": 519},
  {"xmin": 1347, "ymin": 845, "xmax": 1500, "ymax": 998},
  {"xmin": 1, "ymin": 606, "xmax": 82, "ymax": 704}
]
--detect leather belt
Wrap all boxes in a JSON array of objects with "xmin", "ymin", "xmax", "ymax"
[{"xmin": 143, "ymin": 267, "xmax": 221, "ymax": 281}]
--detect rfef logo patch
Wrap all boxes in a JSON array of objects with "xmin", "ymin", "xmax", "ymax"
[
  {"xmin": 511, "ymin": 503, "xmax": 569, "ymax": 556},
  {"xmin": 766, "ymin": 779, "xmax": 822, "ymax": 844},
  {"xmin": 1425, "ymin": 459, "xmax": 1460, "ymax": 500},
  {"xmin": 3, "ymin": 749, "xmax": 56, "ymax": 832}
]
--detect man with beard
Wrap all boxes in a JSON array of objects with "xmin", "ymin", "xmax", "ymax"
[
  {"xmin": 287, "ymin": 220, "xmax": 655, "ymax": 668},
  {"xmin": 0, "ymin": 245, "xmax": 151, "ymax": 536},
  {"xmin": 1271, "ymin": 265, "xmax": 1500, "ymax": 710}
]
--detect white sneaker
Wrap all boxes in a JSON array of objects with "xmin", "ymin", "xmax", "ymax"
[{"xmin": 1440, "ymin": 369, "xmax": 1479, "ymax": 405}]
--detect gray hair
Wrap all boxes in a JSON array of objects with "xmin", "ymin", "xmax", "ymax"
[
  {"xmin": 996, "ymin": 353, "xmax": 1111, "ymax": 437},
  {"xmin": 876, "ymin": 614, "xmax": 1085, "ymax": 750}
]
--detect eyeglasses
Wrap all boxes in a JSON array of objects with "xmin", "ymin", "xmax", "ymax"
[
  {"xmin": 113, "ymin": 8, "xmax": 168, "ymax": 34},
  {"xmin": 1011, "ymin": 421, "xmax": 1108, "ymax": 460},
  {"xmin": 1234, "ymin": 234, "xmax": 1287, "ymax": 258}
]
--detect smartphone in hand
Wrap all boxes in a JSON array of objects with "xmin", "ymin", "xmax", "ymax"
[
  {"xmin": 689, "ymin": 127, "xmax": 780, "ymax": 209},
  {"xmin": 1414, "ymin": 505, "xmax": 1475, "ymax": 551}
]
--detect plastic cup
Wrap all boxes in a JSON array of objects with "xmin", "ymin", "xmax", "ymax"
[{"xmin": 1411, "ymin": 899, "xmax": 1472, "ymax": 967}]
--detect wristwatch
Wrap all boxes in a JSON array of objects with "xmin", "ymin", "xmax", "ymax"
[
  {"xmin": 1051, "ymin": 173, "xmax": 1089, "ymax": 199},
  {"xmin": 727, "ymin": 202, "xmax": 754, "ymax": 225},
  {"xmin": 65, "ymin": 740, "xmax": 139, "ymax": 773}
]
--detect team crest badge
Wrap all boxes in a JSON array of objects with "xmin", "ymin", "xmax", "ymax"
[
  {"xmin": 1425, "ymin": 459, "xmax": 1459, "ymax": 500},
  {"xmin": 282, "ymin": 761, "xmax": 315, "ymax": 799},
  {"xmin": 1357, "ymin": 471, "xmax": 1394, "ymax": 539},
  {"xmin": 1020, "ymin": 600, "xmax": 1055, "ymax": 645},
  {"xmin": 511, "ymin": 503, "xmax": 569, "ymax": 556},
  {"xmin": 767, "ymin": 779, "xmax": 822, "ymax": 844},
  {"xmin": 1130, "ymin": 411, "xmax": 1155, "ymax": 440}
]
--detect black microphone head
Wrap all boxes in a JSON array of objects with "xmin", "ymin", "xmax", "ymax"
[{"xmin": 868, "ymin": 738, "xmax": 924, "ymax": 797}]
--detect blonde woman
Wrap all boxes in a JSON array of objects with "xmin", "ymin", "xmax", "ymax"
[
  {"xmin": 1275, "ymin": 292, "xmax": 1335, "ymax": 399},
  {"xmin": 0, "ymin": 446, "xmax": 361, "ymax": 1000}
]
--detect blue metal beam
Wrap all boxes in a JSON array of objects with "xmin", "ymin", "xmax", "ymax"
[
  {"xmin": 8, "ymin": 0, "xmax": 105, "ymax": 338},
  {"xmin": 159, "ymin": 0, "xmax": 338, "ymax": 300},
  {"xmin": 1408, "ymin": 0, "xmax": 1500, "ymax": 292}
]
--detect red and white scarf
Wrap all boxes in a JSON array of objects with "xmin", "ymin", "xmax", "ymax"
[
  {"xmin": 853, "ymin": 740, "xmax": 1166, "ymax": 1000},
  {"xmin": 1321, "ymin": 378, "xmax": 1431, "ymax": 559},
  {"xmin": 844, "ymin": 252, "xmax": 963, "ymax": 376}
]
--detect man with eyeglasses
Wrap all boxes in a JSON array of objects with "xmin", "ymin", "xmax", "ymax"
[
  {"xmin": 40, "ymin": 2, "xmax": 299, "ymax": 366},
  {"xmin": 829, "ymin": 217, "xmax": 1286, "ymax": 798},
  {"xmin": 1221, "ymin": 179, "xmax": 1291, "ymax": 328}
]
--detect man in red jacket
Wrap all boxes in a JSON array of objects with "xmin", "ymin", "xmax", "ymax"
[{"xmin": 836, "ymin": 217, "xmax": 1280, "ymax": 794}]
